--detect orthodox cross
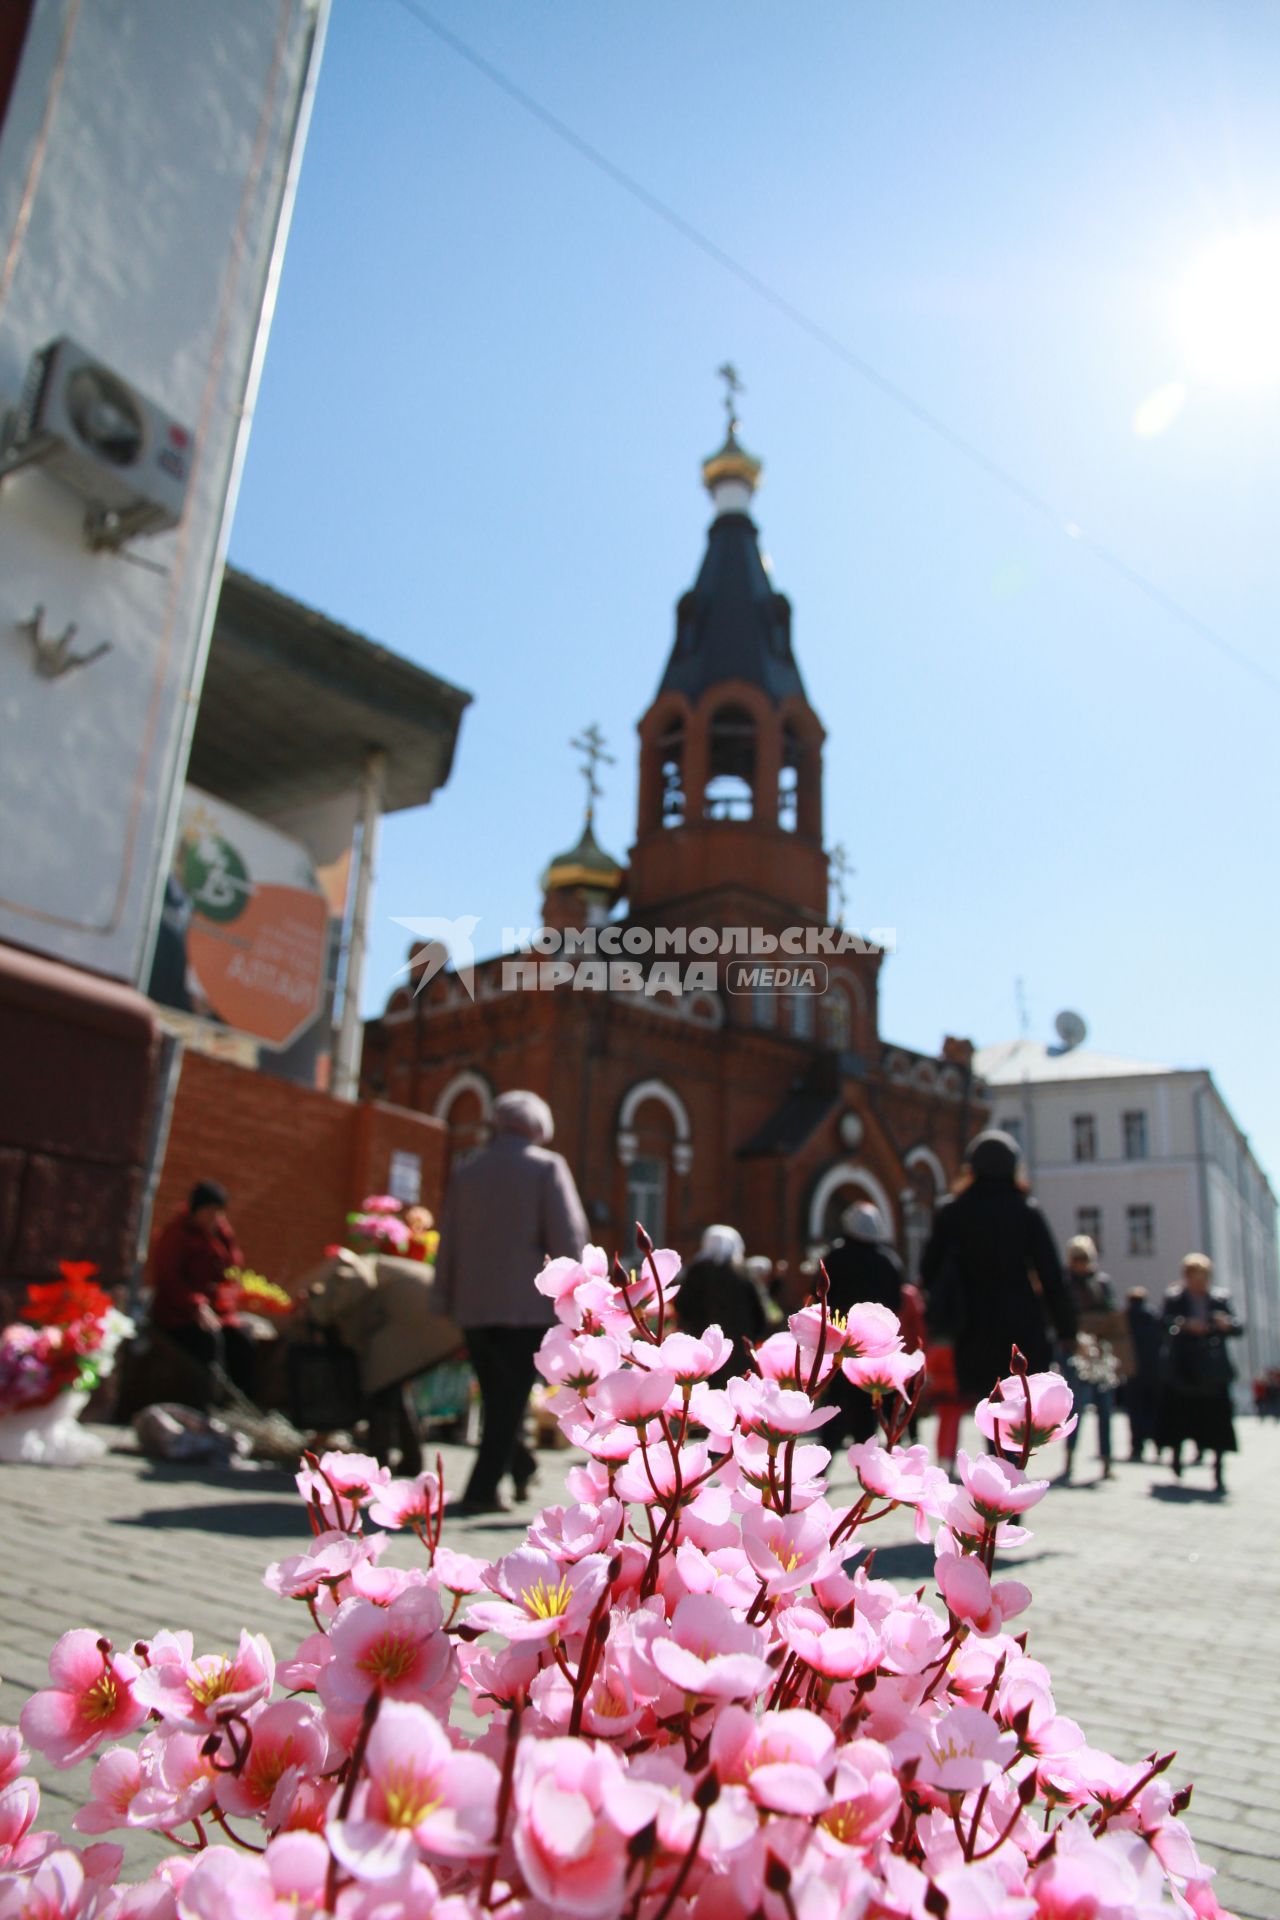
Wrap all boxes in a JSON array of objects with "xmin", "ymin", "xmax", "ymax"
[
  {"xmin": 570, "ymin": 723, "xmax": 615, "ymax": 823},
  {"xmin": 717, "ymin": 360, "xmax": 744, "ymax": 434},
  {"xmin": 829, "ymin": 842, "xmax": 854, "ymax": 925}
]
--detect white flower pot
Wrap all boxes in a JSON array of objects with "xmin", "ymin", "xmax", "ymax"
[{"xmin": 0, "ymin": 1389, "xmax": 106, "ymax": 1465}]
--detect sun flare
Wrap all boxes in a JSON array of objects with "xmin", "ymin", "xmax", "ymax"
[{"xmin": 1175, "ymin": 228, "xmax": 1280, "ymax": 389}]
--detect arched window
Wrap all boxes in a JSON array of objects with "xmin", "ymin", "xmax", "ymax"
[
  {"xmin": 617, "ymin": 1080, "xmax": 693, "ymax": 1258},
  {"xmin": 434, "ymin": 1071, "xmax": 493, "ymax": 1175},
  {"xmin": 822, "ymin": 982, "xmax": 852, "ymax": 1050},
  {"xmin": 705, "ymin": 703, "xmax": 756, "ymax": 821},
  {"xmin": 902, "ymin": 1149, "xmax": 945, "ymax": 1281},
  {"xmin": 778, "ymin": 724, "xmax": 803, "ymax": 832},
  {"xmin": 658, "ymin": 717, "xmax": 685, "ymax": 828},
  {"xmin": 790, "ymin": 992, "xmax": 815, "ymax": 1042}
]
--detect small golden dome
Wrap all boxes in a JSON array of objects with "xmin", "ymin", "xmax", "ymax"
[{"xmin": 701, "ymin": 424, "xmax": 763, "ymax": 496}]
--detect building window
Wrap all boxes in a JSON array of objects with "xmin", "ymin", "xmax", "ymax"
[
  {"xmin": 1072, "ymin": 1114, "xmax": 1097, "ymax": 1162},
  {"xmin": 999, "ymin": 1116, "xmax": 1023, "ymax": 1149},
  {"xmin": 1123, "ymin": 1110, "xmax": 1149, "ymax": 1160},
  {"xmin": 822, "ymin": 983, "xmax": 851, "ymax": 1050},
  {"xmin": 1076, "ymin": 1206, "xmax": 1103, "ymax": 1254},
  {"xmin": 626, "ymin": 1156, "xmax": 666, "ymax": 1253},
  {"xmin": 753, "ymin": 982, "xmax": 776, "ymax": 1029},
  {"xmin": 1127, "ymin": 1204, "xmax": 1154, "ymax": 1258},
  {"xmin": 790, "ymin": 992, "xmax": 814, "ymax": 1041}
]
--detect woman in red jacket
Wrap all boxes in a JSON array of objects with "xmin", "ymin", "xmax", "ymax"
[{"xmin": 148, "ymin": 1181, "xmax": 255, "ymax": 1402}]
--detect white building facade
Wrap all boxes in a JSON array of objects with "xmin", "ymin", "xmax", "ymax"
[
  {"xmin": 0, "ymin": 0, "xmax": 328, "ymax": 988},
  {"xmin": 975, "ymin": 1042, "xmax": 1280, "ymax": 1392}
]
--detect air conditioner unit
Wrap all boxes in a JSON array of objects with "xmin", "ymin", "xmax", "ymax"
[{"xmin": 0, "ymin": 337, "xmax": 194, "ymax": 547}]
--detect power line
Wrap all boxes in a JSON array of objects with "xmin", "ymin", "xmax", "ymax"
[{"xmin": 385, "ymin": 0, "xmax": 1280, "ymax": 699}]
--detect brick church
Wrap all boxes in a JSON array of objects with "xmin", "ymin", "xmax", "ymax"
[{"xmin": 361, "ymin": 405, "xmax": 985, "ymax": 1274}]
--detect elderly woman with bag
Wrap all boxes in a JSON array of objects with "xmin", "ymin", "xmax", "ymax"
[{"xmin": 1156, "ymin": 1252, "xmax": 1243, "ymax": 1494}]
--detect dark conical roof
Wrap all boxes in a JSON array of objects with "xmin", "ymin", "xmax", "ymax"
[{"xmin": 657, "ymin": 508, "xmax": 806, "ymax": 707}]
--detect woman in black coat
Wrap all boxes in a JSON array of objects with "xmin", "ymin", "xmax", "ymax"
[
  {"xmin": 1155, "ymin": 1252, "xmax": 1243, "ymax": 1494},
  {"xmin": 920, "ymin": 1131, "xmax": 1076, "ymax": 1402}
]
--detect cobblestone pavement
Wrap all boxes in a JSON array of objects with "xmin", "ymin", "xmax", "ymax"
[{"xmin": 1, "ymin": 1415, "xmax": 1277, "ymax": 1915}]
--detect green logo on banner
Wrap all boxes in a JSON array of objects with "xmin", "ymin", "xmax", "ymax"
[{"xmin": 182, "ymin": 833, "xmax": 250, "ymax": 924}]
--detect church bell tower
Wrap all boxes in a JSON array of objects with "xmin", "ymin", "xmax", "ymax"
[{"xmin": 628, "ymin": 373, "xmax": 828, "ymax": 926}]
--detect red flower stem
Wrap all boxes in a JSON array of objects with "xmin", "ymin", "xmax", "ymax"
[
  {"xmin": 480, "ymin": 1705, "xmax": 522, "ymax": 1908},
  {"xmin": 645, "ymin": 1797, "xmax": 710, "ymax": 1920},
  {"xmin": 324, "ymin": 1687, "xmax": 381, "ymax": 1912}
]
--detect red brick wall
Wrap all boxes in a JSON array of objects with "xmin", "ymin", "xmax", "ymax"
[{"xmin": 150, "ymin": 1052, "xmax": 446, "ymax": 1286}]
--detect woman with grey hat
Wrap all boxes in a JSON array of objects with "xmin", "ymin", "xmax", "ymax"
[{"xmin": 920, "ymin": 1131, "xmax": 1075, "ymax": 1404}]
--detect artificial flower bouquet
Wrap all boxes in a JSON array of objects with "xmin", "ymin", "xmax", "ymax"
[
  {"xmin": 343, "ymin": 1197, "xmax": 438, "ymax": 1264},
  {"xmin": 3, "ymin": 1235, "xmax": 1233, "ymax": 1915},
  {"xmin": 225, "ymin": 1269, "xmax": 297, "ymax": 1320},
  {"xmin": 0, "ymin": 1262, "xmax": 133, "ymax": 1417},
  {"xmin": 0, "ymin": 1261, "xmax": 134, "ymax": 1466}
]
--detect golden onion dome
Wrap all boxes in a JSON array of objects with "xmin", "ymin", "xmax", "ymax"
[
  {"xmin": 701, "ymin": 423, "xmax": 763, "ymax": 498},
  {"xmin": 540, "ymin": 816, "xmax": 625, "ymax": 897}
]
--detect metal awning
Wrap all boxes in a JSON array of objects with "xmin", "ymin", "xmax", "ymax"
[{"xmin": 187, "ymin": 567, "xmax": 472, "ymax": 818}]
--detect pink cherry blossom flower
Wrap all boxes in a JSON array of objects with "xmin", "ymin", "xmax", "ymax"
[
  {"xmin": 711, "ymin": 1705, "xmax": 836, "ymax": 1814},
  {"xmin": 654, "ymin": 1327, "xmax": 733, "ymax": 1383},
  {"xmin": 318, "ymin": 1590, "xmax": 454, "ymax": 1723},
  {"xmin": 614, "ymin": 1439, "xmax": 714, "ymax": 1508},
  {"xmin": 125, "ymin": 1726, "xmax": 220, "ymax": 1831},
  {"xmin": 935, "ymin": 1551, "xmax": 1031, "ymax": 1637},
  {"xmin": 71, "ymin": 1747, "xmax": 144, "ymax": 1834},
  {"xmin": 911, "ymin": 1705, "xmax": 1018, "ymax": 1796},
  {"xmin": 841, "ymin": 1346, "xmax": 924, "ymax": 1400},
  {"xmin": 673, "ymin": 1540, "xmax": 759, "ymax": 1611},
  {"xmin": 732, "ymin": 1432, "xmax": 831, "ymax": 1507},
  {"xmin": 215, "ymin": 1699, "xmax": 330, "ymax": 1824},
  {"xmin": 535, "ymin": 1327, "xmax": 622, "ymax": 1395},
  {"xmin": 0, "ymin": 1848, "xmax": 87, "ymax": 1920},
  {"xmin": 592, "ymin": 1365, "xmax": 677, "ymax": 1424},
  {"xmin": 975, "ymin": 1372, "xmax": 1077, "ymax": 1452},
  {"xmin": 367, "ymin": 1471, "xmax": 441, "ymax": 1532},
  {"xmin": 328, "ymin": 1700, "xmax": 500, "ymax": 1879},
  {"xmin": 0, "ymin": 1734, "xmax": 27, "ymax": 1793},
  {"xmin": 726, "ymin": 1375, "xmax": 836, "ymax": 1441},
  {"xmin": 133, "ymin": 1631, "xmax": 274, "ymax": 1734},
  {"xmin": 954, "ymin": 1451, "xmax": 1050, "ymax": 1522},
  {"xmin": 777, "ymin": 1604, "xmax": 881, "ymax": 1682},
  {"xmin": 0, "ymin": 1774, "xmax": 39, "ymax": 1853},
  {"xmin": 264, "ymin": 1530, "xmax": 382, "ymax": 1602},
  {"xmin": 20, "ymin": 1633, "xmax": 147, "ymax": 1768},
  {"xmin": 427, "ymin": 1546, "xmax": 488, "ymax": 1597},
  {"xmin": 178, "ymin": 1831, "xmax": 330, "ymax": 1920},
  {"xmin": 528, "ymin": 1498, "xmax": 624, "ymax": 1562},
  {"xmin": 299, "ymin": 1451, "xmax": 391, "ymax": 1506},
  {"xmin": 646, "ymin": 1594, "xmax": 772, "ymax": 1702},
  {"xmin": 1028, "ymin": 1821, "xmax": 1174, "ymax": 1917},
  {"xmin": 741, "ymin": 1503, "xmax": 844, "ymax": 1597},
  {"xmin": 511, "ymin": 1737, "xmax": 636, "ymax": 1918},
  {"xmin": 468, "ymin": 1548, "xmax": 609, "ymax": 1645},
  {"xmin": 534, "ymin": 1245, "xmax": 610, "ymax": 1318},
  {"xmin": 816, "ymin": 1739, "xmax": 900, "ymax": 1851},
  {"xmin": 932, "ymin": 1861, "xmax": 1036, "ymax": 1918},
  {"xmin": 828, "ymin": 1300, "xmax": 904, "ymax": 1359}
]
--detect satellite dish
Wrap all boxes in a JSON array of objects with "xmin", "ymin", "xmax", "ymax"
[{"xmin": 1054, "ymin": 1009, "xmax": 1087, "ymax": 1052}]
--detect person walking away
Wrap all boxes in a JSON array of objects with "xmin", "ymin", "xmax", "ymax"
[
  {"xmin": 1155, "ymin": 1253, "xmax": 1243, "ymax": 1494},
  {"xmin": 920, "ymin": 1131, "xmax": 1076, "ymax": 1417},
  {"xmin": 148, "ymin": 1180, "xmax": 256, "ymax": 1406},
  {"xmin": 434, "ymin": 1090, "xmax": 588, "ymax": 1516},
  {"xmin": 1122, "ymin": 1287, "xmax": 1163, "ymax": 1461},
  {"xmin": 821, "ymin": 1202, "xmax": 905, "ymax": 1445},
  {"xmin": 1060, "ymin": 1235, "xmax": 1129, "ymax": 1482},
  {"xmin": 675, "ymin": 1226, "xmax": 767, "ymax": 1389}
]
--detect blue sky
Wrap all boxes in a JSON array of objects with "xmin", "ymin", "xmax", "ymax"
[{"xmin": 228, "ymin": 0, "xmax": 1280, "ymax": 1188}]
